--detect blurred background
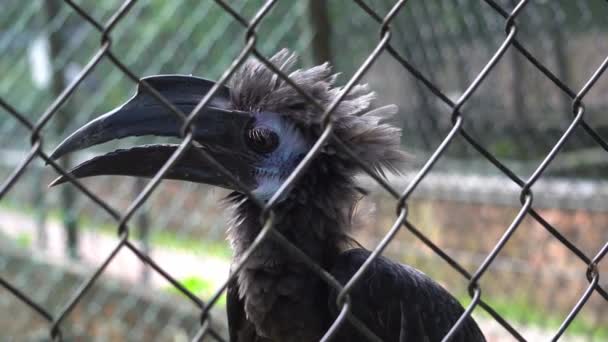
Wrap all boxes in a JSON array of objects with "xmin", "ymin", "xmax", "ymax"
[{"xmin": 1, "ymin": 0, "xmax": 607, "ymax": 340}]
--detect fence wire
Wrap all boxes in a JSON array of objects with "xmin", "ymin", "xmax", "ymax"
[{"xmin": 0, "ymin": 0, "xmax": 607, "ymax": 341}]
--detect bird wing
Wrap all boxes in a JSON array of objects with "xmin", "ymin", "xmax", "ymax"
[
  {"xmin": 328, "ymin": 248, "xmax": 486, "ymax": 342},
  {"xmin": 227, "ymin": 277, "xmax": 265, "ymax": 342},
  {"xmin": 226, "ymin": 278, "xmax": 244, "ymax": 342}
]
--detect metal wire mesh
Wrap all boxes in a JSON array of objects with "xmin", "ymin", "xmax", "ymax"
[{"xmin": 1, "ymin": 0, "xmax": 607, "ymax": 341}]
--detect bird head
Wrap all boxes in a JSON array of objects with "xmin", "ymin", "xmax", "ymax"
[{"xmin": 49, "ymin": 49, "xmax": 407, "ymax": 202}]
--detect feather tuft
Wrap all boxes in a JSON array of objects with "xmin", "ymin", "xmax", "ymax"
[{"xmin": 230, "ymin": 49, "xmax": 409, "ymax": 176}]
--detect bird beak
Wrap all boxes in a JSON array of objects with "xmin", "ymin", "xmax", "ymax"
[{"xmin": 48, "ymin": 75, "xmax": 257, "ymax": 190}]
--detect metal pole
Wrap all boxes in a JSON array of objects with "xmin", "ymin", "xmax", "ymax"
[
  {"xmin": 44, "ymin": 1, "xmax": 80, "ymax": 260},
  {"xmin": 32, "ymin": 166, "xmax": 48, "ymax": 250},
  {"xmin": 135, "ymin": 178, "xmax": 151, "ymax": 285},
  {"xmin": 308, "ymin": 0, "xmax": 332, "ymax": 65}
]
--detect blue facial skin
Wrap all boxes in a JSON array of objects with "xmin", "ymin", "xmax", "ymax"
[{"xmin": 250, "ymin": 112, "xmax": 310, "ymax": 201}]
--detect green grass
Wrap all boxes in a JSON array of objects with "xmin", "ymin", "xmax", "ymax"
[
  {"xmin": 166, "ymin": 275, "xmax": 227, "ymax": 308},
  {"xmin": 2, "ymin": 200, "xmax": 605, "ymax": 337},
  {"xmin": 0, "ymin": 200, "xmax": 38, "ymax": 217},
  {"xmin": 458, "ymin": 293, "xmax": 608, "ymax": 339},
  {"xmin": 150, "ymin": 230, "xmax": 231, "ymax": 259},
  {"xmin": 1, "ymin": 200, "xmax": 231, "ymax": 309},
  {"xmin": 15, "ymin": 232, "xmax": 32, "ymax": 248},
  {"xmin": 0, "ymin": 200, "xmax": 232, "ymax": 259}
]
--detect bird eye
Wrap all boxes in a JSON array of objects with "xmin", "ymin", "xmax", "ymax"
[
  {"xmin": 246, "ymin": 127, "xmax": 279, "ymax": 154},
  {"xmin": 287, "ymin": 102, "xmax": 307, "ymax": 111}
]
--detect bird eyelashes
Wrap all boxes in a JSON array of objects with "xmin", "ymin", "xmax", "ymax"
[{"xmin": 246, "ymin": 126, "xmax": 280, "ymax": 154}]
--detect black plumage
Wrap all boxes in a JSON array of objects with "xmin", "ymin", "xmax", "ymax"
[
  {"xmin": 49, "ymin": 49, "xmax": 486, "ymax": 342},
  {"xmin": 223, "ymin": 50, "xmax": 485, "ymax": 342}
]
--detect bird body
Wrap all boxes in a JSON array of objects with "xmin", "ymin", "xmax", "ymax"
[
  {"xmin": 50, "ymin": 49, "xmax": 486, "ymax": 342},
  {"xmin": 223, "ymin": 172, "xmax": 486, "ymax": 342}
]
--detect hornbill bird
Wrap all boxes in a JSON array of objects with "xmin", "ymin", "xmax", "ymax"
[{"xmin": 49, "ymin": 50, "xmax": 485, "ymax": 342}]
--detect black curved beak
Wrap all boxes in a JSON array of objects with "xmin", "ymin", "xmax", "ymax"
[{"xmin": 49, "ymin": 75, "xmax": 257, "ymax": 190}]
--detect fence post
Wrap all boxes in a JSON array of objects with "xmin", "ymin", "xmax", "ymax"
[
  {"xmin": 551, "ymin": 21, "xmax": 571, "ymax": 120},
  {"xmin": 510, "ymin": 49, "xmax": 531, "ymax": 158},
  {"xmin": 31, "ymin": 166, "xmax": 48, "ymax": 250},
  {"xmin": 44, "ymin": 1, "xmax": 80, "ymax": 260},
  {"xmin": 135, "ymin": 179, "xmax": 151, "ymax": 285},
  {"xmin": 308, "ymin": 0, "xmax": 332, "ymax": 65}
]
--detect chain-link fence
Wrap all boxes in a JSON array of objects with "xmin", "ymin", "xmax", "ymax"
[{"xmin": 1, "ymin": 0, "xmax": 607, "ymax": 341}]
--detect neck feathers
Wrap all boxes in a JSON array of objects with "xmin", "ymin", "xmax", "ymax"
[{"xmin": 225, "ymin": 166, "xmax": 362, "ymax": 265}]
